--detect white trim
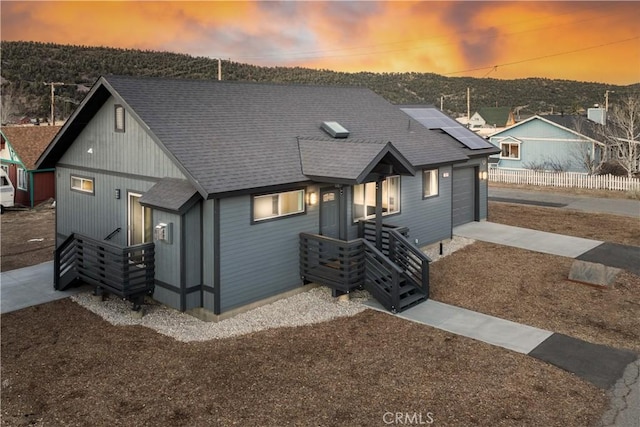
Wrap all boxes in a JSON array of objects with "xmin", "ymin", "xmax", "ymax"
[
  {"xmin": 499, "ymin": 142, "xmax": 521, "ymax": 160},
  {"xmin": 488, "ymin": 115, "xmax": 606, "ymax": 146}
]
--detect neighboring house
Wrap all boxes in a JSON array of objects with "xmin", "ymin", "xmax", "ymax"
[
  {"xmin": 468, "ymin": 107, "xmax": 516, "ymax": 136},
  {"xmin": 1, "ymin": 125, "xmax": 60, "ymax": 207},
  {"xmin": 37, "ymin": 75, "xmax": 499, "ymax": 318},
  {"xmin": 488, "ymin": 114, "xmax": 606, "ymax": 173}
]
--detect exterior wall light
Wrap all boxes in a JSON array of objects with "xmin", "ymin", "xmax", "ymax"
[
  {"xmin": 479, "ymin": 171, "xmax": 488, "ymax": 181},
  {"xmin": 307, "ymin": 191, "xmax": 318, "ymax": 206}
]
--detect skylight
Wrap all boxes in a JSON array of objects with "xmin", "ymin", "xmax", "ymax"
[{"xmin": 321, "ymin": 121, "xmax": 349, "ymax": 138}]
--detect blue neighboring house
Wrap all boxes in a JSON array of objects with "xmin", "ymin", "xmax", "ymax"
[
  {"xmin": 488, "ymin": 114, "xmax": 606, "ymax": 173},
  {"xmin": 37, "ymin": 75, "xmax": 498, "ymax": 318}
]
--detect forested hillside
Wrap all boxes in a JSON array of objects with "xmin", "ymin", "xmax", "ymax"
[{"xmin": 2, "ymin": 41, "xmax": 638, "ymax": 123}]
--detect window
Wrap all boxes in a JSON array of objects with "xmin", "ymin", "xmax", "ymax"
[
  {"xmin": 423, "ymin": 169, "xmax": 439, "ymax": 198},
  {"xmin": 17, "ymin": 168, "xmax": 27, "ymax": 190},
  {"xmin": 500, "ymin": 143, "xmax": 520, "ymax": 159},
  {"xmin": 353, "ymin": 176, "xmax": 400, "ymax": 221},
  {"xmin": 71, "ymin": 175, "xmax": 94, "ymax": 194},
  {"xmin": 253, "ymin": 189, "xmax": 305, "ymax": 222},
  {"xmin": 115, "ymin": 105, "xmax": 125, "ymax": 132}
]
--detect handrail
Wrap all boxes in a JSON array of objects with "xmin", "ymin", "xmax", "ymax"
[
  {"xmin": 54, "ymin": 233, "xmax": 78, "ymax": 290},
  {"xmin": 358, "ymin": 220, "xmax": 409, "ymax": 256},
  {"xmin": 388, "ymin": 229, "xmax": 431, "ymax": 297},
  {"xmin": 362, "ymin": 239, "xmax": 404, "ymax": 312},
  {"xmin": 104, "ymin": 227, "xmax": 121, "ymax": 241}
]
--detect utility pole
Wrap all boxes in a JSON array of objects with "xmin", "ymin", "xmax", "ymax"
[
  {"xmin": 440, "ymin": 95, "xmax": 444, "ymax": 111},
  {"xmin": 605, "ymin": 90, "xmax": 615, "ymax": 111},
  {"xmin": 44, "ymin": 82, "xmax": 64, "ymax": 125},
  {"xmin": 213, "ymin": 58, "xmax": 221, "ymax": 81},
  {"xmin": 467, "ymin": 87, "xmax": 471, "ymax": 121}
]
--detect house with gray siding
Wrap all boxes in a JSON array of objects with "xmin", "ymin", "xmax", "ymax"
[
  {"xmin": 37, "ymin": 75, "xmax": 498, "ymax": 318},
  {"xmin": 488, "ymin": 114, "xmax": 606, "ymax": 173}
]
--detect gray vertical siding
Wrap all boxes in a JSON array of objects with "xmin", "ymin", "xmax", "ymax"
[
  {"xmin": 218, "ymin": 186, "xmax": 320, "ymax": 312},
  {"xmin": 54, "ymin": 95, "xmax": 190, "ymax": 311},
  {"xmin": 55, "ymin": 166, "xmax": 156, "ymax": 246},
  {"xmin": 58, "ymin": 96, "xmax": 184, "ymax": 179}
]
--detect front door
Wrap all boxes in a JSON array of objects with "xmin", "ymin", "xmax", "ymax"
[
  {"xmin": 128, "ymin": 192, "xmax": 152, "ymax": 246},
  {"xmin": 320, "ymin": 188, "xmax": 340, "ymax": 239}
]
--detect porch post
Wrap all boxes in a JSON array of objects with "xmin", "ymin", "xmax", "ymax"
[{"xmin": 375, "ymin": 179, "xmax": 383, "ymax": 250}]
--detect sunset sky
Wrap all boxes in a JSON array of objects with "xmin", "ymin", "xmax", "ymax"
[{"xmin": 2, "ymin": 1, "xmax": 639, "ymax": 85}]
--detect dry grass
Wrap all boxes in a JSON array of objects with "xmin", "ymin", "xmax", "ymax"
[
  {"xmin": 1, "ymin": 300, "xmax": 607, "ymax": 427},
  {"xmin": 431, "ymin": 242, "xmax": 640, "ymax": 354},
  {"xmin": 2, "ymin": 191, "xmax": 637, "ymax": 425},
  {"xmin": 488, "ymin": 202, "xmax": 640, "ymax": 246}
]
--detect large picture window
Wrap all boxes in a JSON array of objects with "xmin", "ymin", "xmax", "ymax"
[
  {"xmin": 71, "ymin": 175, "xmax": 94, "ymax": 194},
  {"xmin": 253, "ymin": 189, "xmax": 305, "ymax": 222},
  {"xmin": 423, "ymin": 169, "xmax": 439, "ymax": 198},
  {"xmin": 353, "ymin": 176, "xmax": 400, "ymax": 221}
]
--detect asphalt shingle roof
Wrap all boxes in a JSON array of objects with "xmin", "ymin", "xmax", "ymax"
[
  {"xmin": 1, "ymin": 126, "xmax": 62, "ymax": 169},
  {"xmin": 42, "ymin": 75, "xmax": 475, "ymax": 197},
  {"xmin": 139, "ymin": 178, "xmax": 199, "ymax": 214}
]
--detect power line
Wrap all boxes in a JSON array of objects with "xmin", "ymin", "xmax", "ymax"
[
  {"xmin": 443, "ymin": 36, "xmax": 640, "ymax": 77},
  {"xmin": 232, "ymin": 3, "xmax": 615, "ymax": 62}
]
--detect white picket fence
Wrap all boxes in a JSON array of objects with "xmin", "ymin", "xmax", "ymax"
[{"xmin": 489, "ymin": 167, "xmax": 640, "ymax": 191}]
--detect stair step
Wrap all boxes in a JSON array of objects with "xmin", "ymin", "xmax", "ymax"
[{"xmin": 398, "ymin": 292, "xmax": 427, "ymax": 311}]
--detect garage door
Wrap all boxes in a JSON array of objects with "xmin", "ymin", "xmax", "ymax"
[{"xmin": 452, "ymin": 167, "xmax": 476, "ymax": 227}]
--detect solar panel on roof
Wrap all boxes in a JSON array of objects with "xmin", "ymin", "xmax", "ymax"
[{"xmin": 401, "ymin": 108, "xmax": 494, "ymax": 150}]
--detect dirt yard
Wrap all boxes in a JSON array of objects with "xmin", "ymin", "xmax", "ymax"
[
  {"xmin": 0, "ymin": 205, "xmax": 55, "ymax": 272},
  {"xmin": 1, "ymin": 194, "xmax": 638, "ymax": 426}
]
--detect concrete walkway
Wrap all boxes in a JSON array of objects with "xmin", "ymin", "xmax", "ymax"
[
  {"xmin": 453, "ymin": 221, "xmax": 603, "ymax": 258},
  {"xmin": 0, "ymin": 262, "xmax": 87, "ymax": 314},
  {"xmin": 366, "ymin": 299, "xmax": 553, "ymax": 353},
  {"xmin": 489, "ymin": 187, "xmax": 640, "ymax": 218}
]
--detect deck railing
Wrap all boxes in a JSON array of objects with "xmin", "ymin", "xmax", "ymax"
[
  {"xmin": 299, "ymin": 233, "xmax": 364, "ymax": 293},
  {"xmin": 362, "ymin": 239, "xmax": 404, "ymax": 312},
  {"xmin": 357, "ymin": 220, "xmax": 409, "ymax": 256},
  {"xmin": 55, "ymin": 233, "xmax": 155, "ymax": 308},
  {"xmin": 300, "ymin": 230, "xmax": 430, "ymax": 313},
  {"xmin": 388, "ymin": 229, "xmax": 430, "ymax": 296}
]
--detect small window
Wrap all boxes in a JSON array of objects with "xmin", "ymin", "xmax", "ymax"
[
  {"xmin": 115, "ymin": 105, "xmax": 125, "ymax": 132},
  {"xmin": 353, "ymin": 176, "xmax": 400, "ymax": 221},
  {"xmin": 17, "ymin": 168, "xmax": 27, "ymax": 190},
  {"xmin": 253, "ymin": 189, "xmax": 305, "ymax": 222},
  {"xmin": 500, "ymin": 143, "xmax": 520, "ymax": 159},
  {"xmin": 423, "ymin": 169, "xmax": 439, "ymax": 198},
  {"xmin": 71, "ymin": 175, "xmax": 94, "ymax": 194}
]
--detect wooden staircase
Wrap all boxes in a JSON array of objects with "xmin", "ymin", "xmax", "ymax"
[{"xmin": 300, "ymin": 222, "xmax": 430, "ymax": 313}]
